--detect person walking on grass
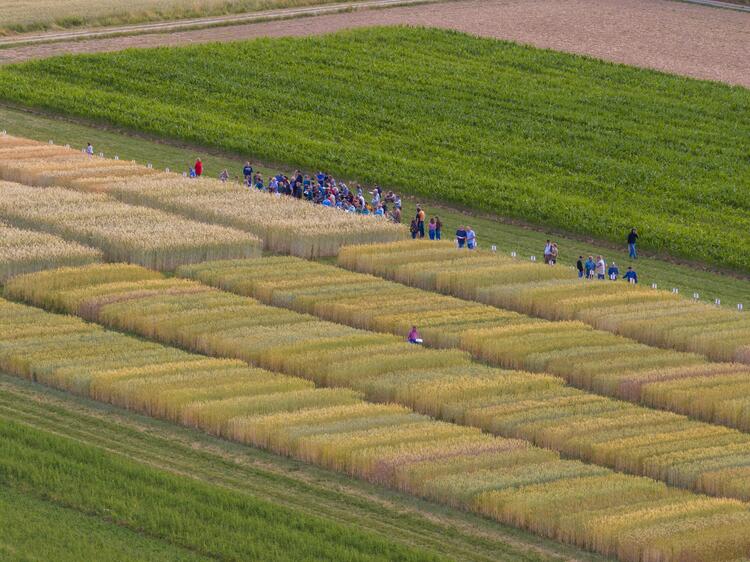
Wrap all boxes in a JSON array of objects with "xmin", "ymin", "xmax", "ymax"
[
  {"xmin": 466, "ymin": 226, "xmax": 477, "ymax": 250},
  {"xmin": 86, "ymin": 143, "xmax": 94, "ymax": 156},
  {"xmin": 576, "ymin": 256, "xmax": 584, "ymax": 278},
  {"xmin": 608, "ymin": 261, "xmax": 620, "ymax": 280},
  {"xmin": 410, "ymin": 218, "xmax": 419, "ymax": 239},
  {"xmin": 549, "ymin": 243, "xmax": 558, "ymax": 265},
  {"xmin": 596, "ymin": 255, "xmax": 606, "ymax": 280},
  {"xmin": 584, "ymin": 255, "xmax": 595, "ymax": 279},
  {"xmin": 628, "ymin": 228, "xmax": 638, "ymax": 259},
  {"xmin": 416, "ymin": 206, "xmax": 426, "ymax": 238},
  {"xmin": 456, "ymin": 225, "xmax": 467, "ymax": 248},
  {"xmin": 544, "ymin": 240, "xmax": 552, "ymax": 264},
  {"xmin": 434, "ymin": 216, "xmax": 442, "ymax": 240},
  {"xmin": 194, "ymin": 158, "xmax": 203, "ymax": 177},
  {"xmin": 428, "ymin": 217, "xmax": 437, "ymax": 240},
  {"xmin": 624, "ymin": 266, "xmax": 638, "ymax": 284},
  {"xmin": 243, "ymin": 162, "xmax": 253, "ymax": 183}
]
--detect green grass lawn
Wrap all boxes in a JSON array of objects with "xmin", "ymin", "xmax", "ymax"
[
  {"xmin": 2, "ymin": 104, "xmax": 747, "ymax": 308},
  {"xmin": 0, "ymin": 27, "xmax": 747, "ymax": 272},
  {"xmin": 0, "ymin": 373, "xmax": 585, "ymax": 562}
]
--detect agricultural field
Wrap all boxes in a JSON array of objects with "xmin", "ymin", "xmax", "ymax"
[
  {"xmin": 1, "ymin": 373, "xmax": 577, "ymax": 562},
  {"xmin": 338, "ymin": 242, "xmax": 750, "ymax": 364},
  {"xmin": 0, "ymin": 28, "xmax": 747, "ymax": 271},
  {"xmin": 11, "ymin": 262, "xmax": 750, "ymax": 505},
  {"xmin": 0, "ymin": 0, "xmax": 345, "ymax": 35},
  {"xmin": 9, "ymin": 295, "xmax": 750, "ymax": 560},
  {"xmin": 0, "ymin": 135, "xmax": 405, "ymax": 257},
  {"xmin": 7, "ymin": 276, "xmax": 750, "ymax": 561},
  {"xmin": 2, "ymin": 105, "xmax": 748, "ymax": 308},
  {"xmin": 0, "ymin": 11, "xmax": 749, "ymax": 562}
]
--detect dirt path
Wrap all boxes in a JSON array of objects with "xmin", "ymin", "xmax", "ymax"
[
  {"xmin": 0, "ymin": 0, "xmax": 750, "ymax": 87},
  {"xmin": 1, "ymin": 0, "xmax": 748, "ymax": 88}
]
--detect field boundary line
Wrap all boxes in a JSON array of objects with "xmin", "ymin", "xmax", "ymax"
[
  {"xmin": 676, "ymin": 0, "xmax": 750, "ymax": 11},
  {"xmin": 0, "ymin": 0, "xmax": 439, "ymax": 48}
]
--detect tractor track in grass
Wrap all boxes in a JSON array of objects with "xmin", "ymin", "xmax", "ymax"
[{"xmin": 0, "ymin": 0, "xmax": 748, "ymax": 88}]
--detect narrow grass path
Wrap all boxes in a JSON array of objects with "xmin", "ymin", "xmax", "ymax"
[
  {"xmin": 0, "ymin": 373, "xmax": 595, "ymax": 562},
  {"xmin": 2, "ymin": 105, "xmax": 746, "ymax": 307}
]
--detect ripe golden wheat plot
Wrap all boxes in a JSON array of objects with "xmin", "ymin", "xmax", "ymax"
[
  {"xmin": 0, "ymin": 180, "xmax": 261, "ymax": 270},
  {"xmin": 4, "ymin": 295, "xmax": 750, "ymax": 562},
  {"xmin": 0, "ymin": 220, "xmax": 102, "ymax": 281},
  {"xmin": 339, "ymin": 242, "xmax": 750, "ymax": 362},
  {"xmin": 0, "ymin": 135, "xmax": 406, "ymax": 258},
  {"xmin": 9, "ymin": 262, "xmax": 750, "ymax": 506}
]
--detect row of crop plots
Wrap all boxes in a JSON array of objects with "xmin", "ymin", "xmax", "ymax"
[
  {"xmin": 3, "ymin": 266, "xmax": 750, "ymax": 562},
  {"xmin": 3, "ymin": 131, "xmax": 750, "ymax": 562},
  {"xmin": 339, "ymin": 241, "xmax": 750, "ymax": 363}
]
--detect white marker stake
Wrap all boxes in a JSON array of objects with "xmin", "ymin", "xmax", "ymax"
[
  {"xmin": 114, "ymin": 155, "xmax": 119, "ymax": 160},
  {"xmin": 739, "ymin": 304, "xmax": 744, "ymax": 312},
  {"xmin": 651, "ymin": 283, "xmax": 657, "ymax": 289},
  {"xmin": 510, "ymin": 251, "xmax": 517, "ymax": 258},
  {"xmin": 715, "ymin": 298, "xmax": 721, "ymax": 306},
  {"xmin": 147, "ymin": 163, "xmax": 152, "ymax": 169},
  {"xmin": 491, "ymin": 245, "xmax": 497, "ymax": 252},
  {"xmin": 530, "ymin": 255, "xmax": 536, "ymax": 262},
  {"xmin": 48, "ymin": 140, "xmax": 54, "ymax": 145},
  {"xmin": 693, "ymin": 293, "xmax": 700, "ymax": 300},
  {"xmin": 672, "ymin": 288, "xmax": 679, "ymax": 294},
  {"xmin": 165, "ymin": 168, "xmax": 170, "ymax": 173}
]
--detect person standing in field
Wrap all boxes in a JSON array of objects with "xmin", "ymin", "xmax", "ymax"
[
  {"xmin": 628, "ymin": 228, "xmax": 638, "ymax": 259},
  {"xmin": 391, "ymin": 206, "xmax": 402, "ymax": 223},
  {"xmin": 194, "ymin": 158, "xmax": 203, "ymax": 177},
  {"xmin": 543, "ymin": 240, "xmax": 552, "ymax": 264},
  {"xmin": 466, "ymin": 226, "xmax": 477, "ymax": 250},
  {"xmin": 608, "ymin": 261, "xmax": 620, "ymax": 280},
  {"xmin": 576, "ymin": 256, "xmax": 584, "ymax": 278},
  {"xmin": 416, "ymin": 206, "xmax": 426, "ymax": 238},
  {"xmin": 596, "ymin": 255, "xmax": 606, "ymax": 280},
  {"xmin": 242, "ymin": 162, "xmax": 253, "ymax": 184},
  {"xmin": 428, "ymin": 217, "xmax": 437, "ymax": 240},
  {"xmin": 455, "ymin": 225, "xmax": 467, "ymax": 248},
  {"xmin": 410, "ymin": 218, "xmax": 419, "ymax": 239},
  {"xmin": 219, "ymin": 169, "xmax": 229, "ymax": 182},
  {"xmin": 584, "ymin": 255, "xmax": 595, "ymax": 279},
  {"xmin": 86, "ymin": 143, "xmax": 94, "ymax": 156},
  {"xmin": 549, "ymin": 243, "xmax": 559, "ymax": 265},
  {"xmin": 624, "ymin": 266, "xmax": 638, "ymax": 284},
  {"xmin": 434, "ymin": 216, "xmax": 442, "ymax": 240}
]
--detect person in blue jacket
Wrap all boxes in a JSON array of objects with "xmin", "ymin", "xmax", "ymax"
[
  {"xmin": 623, "ymin": 266, "xmax": 638, "ymax": 284},
  {"xmin": 584, "ymin": 256, "xmax": 595, "ymax": 279},
  {"xmin": 607, "ymin": 262, "xmax": 620, "ymax": 280}
]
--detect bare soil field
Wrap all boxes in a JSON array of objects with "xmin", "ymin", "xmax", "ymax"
[{"xmin": 0, "ymin": 0, "xmax": 748, "ymax": 87}]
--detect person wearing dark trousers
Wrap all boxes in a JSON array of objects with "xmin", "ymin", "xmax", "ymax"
[{"xmin": 628, "ymin": 228, "xmax": 638, "ymax": 259}]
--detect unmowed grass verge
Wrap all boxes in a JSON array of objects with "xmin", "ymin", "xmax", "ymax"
[
  {"xmin": 0, "ymin": 0, "xmax": 346, "ymax": 36},
  {"xmin": 0, "ymin": 27, "xmax": 746, "ymax": 271},
  {"xmin": 0, "ymin": 374, "xmax": 574, "ymax": 562}
]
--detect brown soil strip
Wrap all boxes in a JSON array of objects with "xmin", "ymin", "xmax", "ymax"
[{"xmin": 0, "ymin": 0, "xmax": 748, "ymax": 88}]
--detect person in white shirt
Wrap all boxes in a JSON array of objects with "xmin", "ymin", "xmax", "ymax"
[
  {"xmin": 86, "ymin": 143, "xmax": 94, "ymax": 156},
  {"xmin": 596, "ymin": 256, "xmax": 606, "ymax": 280}
]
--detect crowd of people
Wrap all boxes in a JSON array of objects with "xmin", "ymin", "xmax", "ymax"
[
  {"xmin": 189, "ymin": 158, "xmax": 413, "ymax": 221},
  {"xmin": 541, "ymin": 230, "xmax": 640, "ymax": 284},
  {"xmin": 187, "ymin": 158, "xmax": 485, "ymax": 251},
  {"xmin": 188, "ymin": 158, "xmax": 644, "ymax": 284}
]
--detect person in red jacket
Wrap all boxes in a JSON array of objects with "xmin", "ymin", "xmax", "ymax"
[{"xmin": 194, "ymin": 158, "xmax": 203, "ymax": 177}]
